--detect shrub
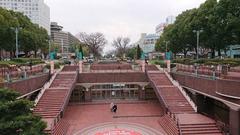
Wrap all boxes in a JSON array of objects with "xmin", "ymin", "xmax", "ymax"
[{"xmin": 45, "ymin": 62, "xmax": 60, "ymax": 69}]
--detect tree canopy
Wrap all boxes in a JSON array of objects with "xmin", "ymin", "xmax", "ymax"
[
  {"xmin": 78, "ymin": 32, "xmax": 107, "ymax": 58},
  {"xmin": 0, "ymin": 88, "xmax": 46, "ymax": 135},
  {"xmin": 155, "ymin": 0, "xmax": 240, "ymax": 58},
  {"xmin": 112, "ymin": 37, "xmax": 131, "ymax": 58},
  {"xmin": 0, "ymin": 7, "xmax": 49, "ymax": 59}
]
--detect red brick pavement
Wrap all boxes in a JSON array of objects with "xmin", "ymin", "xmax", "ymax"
[{"xmin": 63, "ymin": 101, "xmax": 167, "ymax": 135}]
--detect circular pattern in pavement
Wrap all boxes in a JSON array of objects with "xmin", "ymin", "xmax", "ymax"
[{"xmin": 74, "ymin": 122, "xmax": 164, "ymax": 135}]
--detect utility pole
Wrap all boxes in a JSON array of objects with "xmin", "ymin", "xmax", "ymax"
[
  {"xmin": 12, "ymin": 27, "xmax": 21, "ymax": 58},
  {"xmin": 193, "ymin": 30, "xmax": 203, "ymax": 59},
  {"xmin": 48, "ymin": 37, "xmax": 51, "ymax": 60},
  {"xmin": 61, "ymin": 39, "xmax": 64, "ymax": 54}
]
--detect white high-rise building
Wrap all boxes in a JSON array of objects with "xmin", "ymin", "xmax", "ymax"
[
  {"xmin": 166, "ymin": 15, "xmax": 176, "ymax": 25},
  {"xmin": 135, "ymin": 33, "xmax": 159, "ymax": 54},
  {"xmin": 155, "ymin": 16, "xmax": 176, "ymax": 34},
  {"xmin": 0, "ymin": 0, "xmax": 50, "ymax": 34}
]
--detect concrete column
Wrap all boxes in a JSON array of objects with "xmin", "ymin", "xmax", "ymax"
[
  {"xmin": 166, "ymin": 60, "xmax": 171, "ymax": 72},
  {"xmin": 79, "ymin": 61, "xmax": 83, "ymax": 73},
  {"xmin": 139, "ymin": 86, "xmax": 146, "ymax": 100},
  {"xmin": 84, "ymin": 88, "xmax": 92, "ymax": 102},
  {"xmin": 229, "ymin": 107, "xmax": 240, "ymax": 135},
  {"xmin": 50, "ymin": 60, "xmax": 54, "ymax": 74},
  {"xmin": 142, "ymin": 60, "xmax": 145, "ymax": 72}
]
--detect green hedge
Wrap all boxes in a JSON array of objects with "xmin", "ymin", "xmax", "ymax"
[
  {"xmin": 172, "ymin": 58, "xmax": 240, "ymax": 67},
  {"xmin": 0, "ymin": 58, "xmax": 44, "ymax": 67},
  {"xmin": 45, "ymin": 62, "xmax": 60, "ymax": 69},
  {"xmin": 151, "ymin": 60, "xmax": 176, "ymax": 68}
]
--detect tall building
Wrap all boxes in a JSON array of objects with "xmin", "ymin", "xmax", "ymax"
[
  {"xmin": 166, "ymin": 15, "xmax": 176, "ymax": 25},
  {"xmin": 155, "ymin": 16, "xmax": 176, "ymax": 35},
  {"xmin": 155, "ymin": 23, "xmax": 168, "ymax": 35},
  {"xmin": 135, "ymin": 33, "xmax": 159, "ymax": 54},
  {"xmin": 0, "ymin": 0, "xmax": 50, "ymax": 34},
  {"xmin": 51, "ymin": 22, "xmax": 80, "ymax": 54}
]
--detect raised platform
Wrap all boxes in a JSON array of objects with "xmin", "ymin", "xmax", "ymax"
[{"xmin": 63, "ymin": 101, "xmax": 166, "ymax": 135}]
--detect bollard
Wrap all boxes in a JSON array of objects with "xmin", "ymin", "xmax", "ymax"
[
  {"xmin": 24, "ymin": 71, "xmax": 27, "ymax": 79},
  {"xmin": 6, "ymin": 73, "xmax": 10, "ymax": 82}
]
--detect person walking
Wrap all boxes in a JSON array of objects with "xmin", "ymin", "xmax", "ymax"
[
  {"xmin": 110, "ymin": 102, "xmax": 114, "ymax": 112},
  {"xmin": 112, "ymin": 104, "xmax": 118, "ymax": 113}
]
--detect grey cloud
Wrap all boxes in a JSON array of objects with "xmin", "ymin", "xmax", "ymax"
[{"xmin": 45, "ymin": 0, "xmax": 206, "ymax": 52}]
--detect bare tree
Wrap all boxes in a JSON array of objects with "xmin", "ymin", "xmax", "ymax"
[
  {"xmin": 78, "ymin": 32, "xmax": 107, "ymax": 58},
  {"xmin": 112, "ymin": 37, "xmax": 131, "ymax": 58}
]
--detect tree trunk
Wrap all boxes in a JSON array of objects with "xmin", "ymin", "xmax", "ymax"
[
  {"xmin": 0, "ymin": 49, "xmax": 2, "ymax": 60},
  {"xmin": 10, "ymin": 51, "xmax": 13, "ymax": 59},
  {"xmin": 34, "ymin": 50, "xmax": 37, "ymax": 58},
  {"xmin": 218, "ymin": 48, "xmax": 221, "ymax": 57},
  {"xmin": 211, "ymin": 48, "xmax": 215, "ymax": 58},
  {"xmin": 183, "ymin": 49, "xmax": 188, "ymax": 58}
]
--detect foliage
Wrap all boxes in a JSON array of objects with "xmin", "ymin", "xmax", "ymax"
[
  {"xmin": 78, "ymin": 32, "xmax": 107, "ymax": 58},
  {"xmin": 0, "ymin": 58, "xmax": 44, "ymax": 67},
  {"xmin": 0, "ymin": 88, "xmax": 46, "ymax": 135},
  {"xmin": 45, "ymin": 62, "xmax": 60, "ymax": 69},
  {"xmin": 112, "ymin": 37, "xmax": 131, "ymax": 58},
  {"xmin": 0, "ymin": 7, "xmax": 49, "ymax": 58},
  {"xmin": 136, "ymin": 45, "xmax": 142, "ymax": 60},
  {"xmin": 155, "ymin": 0, "xmax": 240, "ymax": 58},
  {"xmin": 172, "ymin": 58, "xmax": 240, "ymax": 67},
  {"xmin": 126, "ymin": 47, "xmax": 136, "ymax": 59}
]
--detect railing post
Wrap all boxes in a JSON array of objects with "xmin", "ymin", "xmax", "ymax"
[{"xmin": 6, "ymin": 72, "xmax": 10, "ymax": 82}]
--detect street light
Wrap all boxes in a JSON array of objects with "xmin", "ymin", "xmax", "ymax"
[
  {"xmin": 164, "ymin": 41, "xmax": 170, "ymax": 52},
  {"xmin": 11, "ymin": 27, "xmax": 22, "ymax": 58},
  {"xmin": 193, "ymin": 29, "xmax": 203, "ymax": 59},
  {"xmin": 48, "ymin": 36, "xmax": 51, "ymax": 60}
]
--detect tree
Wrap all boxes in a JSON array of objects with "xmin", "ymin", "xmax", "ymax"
[
  {"xmin": 70, "ymin": 43, "xmax": 89, "ymax": 57},
  {"xmin": 78, "ymin": 32, "xmax": 107, "ymax": 58},
  {"xmin": 0, "ymin": 8, "xmax": 49, "ymax": 59},
  {"xmin": 0, "ymin": 88, "xmax": 46, "ymax": 135},
  {"xmin": 156, "ymin": 0, "xmax": 240, "ymax": 59},
  {"xmin": 136, "ymin": 45, "xmax": 142, "ymax": 59},
  {"xmin": 112, "ymin": 37, "xmax": 131, "ymax": 58},
  {"xmin": 125, "ymin": 46, "xmax": 137, "ymax": 59}
]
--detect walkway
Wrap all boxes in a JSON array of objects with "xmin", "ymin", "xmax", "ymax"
[
  {"xmin": 147, "ymin": 70, "xmax": 223, "ymax": 135},
  {"xmin": 63, "ymin": 101, "xmax": 166, "ymax": 135}
]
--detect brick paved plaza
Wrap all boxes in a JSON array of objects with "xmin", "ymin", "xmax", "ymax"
[{"xmin": 64, "ymin": 101, "xmax": 166, "ymax": 135}]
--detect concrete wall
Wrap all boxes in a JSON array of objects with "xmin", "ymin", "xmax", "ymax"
[
  {"xmin": 3, "ymin": 73, "xmax": 50, "ymax": 95},
  {"xmin": 171, "ymin": 73, "xmax": 240, "ymax": 98}
]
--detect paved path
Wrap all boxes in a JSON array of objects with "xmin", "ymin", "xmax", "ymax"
[{"xmin": 63, "ymin": 101, "xmax": 167, "ymax": 135}]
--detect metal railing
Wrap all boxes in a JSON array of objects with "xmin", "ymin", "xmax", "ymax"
[
  {"xmin": 164, "ymin": 71, "xmax": 198, "ymax": 112},
  {"xmin": 34, "ymin": 67, "xmax": 63, "ymax": 106}
]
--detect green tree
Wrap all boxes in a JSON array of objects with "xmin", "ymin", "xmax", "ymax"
[
  {"xmin": 156, "ymin": 0, "xmax": 240, "ymax": 59},
  {"xmin": 0, "ymin": 88, "xmax": 46, "ymax": 135},
  {"xmin": 136, "ymin": 44, "xmax": 142, "ymax": 59},
  {"xmin": 126, "ymin": 46, "xmax": 136, "ymax": 59},
  {"xmin": 0, "ymin": 8, "xmax": 49, "ymax": 59}
]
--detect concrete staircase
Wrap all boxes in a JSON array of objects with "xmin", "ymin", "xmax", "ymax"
[
  {"xmin": 33, "ymin": 66, "xmax": 78, "ymax": 135},
  {"xmin": 146, "ymin": 69, "xmax": 223, "ymax": 135},
  {"xmin": 52, "ymin": 119, "xmax": 70, "ymax": 135},
  {"xmin": 158, "ymin": 114, "xmax": 178, "ymax": 135}
]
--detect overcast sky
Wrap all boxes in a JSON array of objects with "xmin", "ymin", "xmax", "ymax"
[{"xmin": 45, "ymin": 0, "xmax": 206, "ymax": 52}]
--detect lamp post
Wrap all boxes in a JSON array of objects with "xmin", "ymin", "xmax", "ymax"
[
  {"xmin": 61, "ymin": 39, "xmax": 64, "ymax": 54},
  {"xmin": 193, "ymin": 29, "xmax": 203, "ymax": 59},
  {"xmin": 11, "ymin": 27, "xmax": 22, "ymax": 58},
  {"xmin": 165, "ymin": 41, "xmax": 169, "ymax": 52},
  {"xmin": 48, "ymin": 36, "xmax": 51, "ymax": 60}
]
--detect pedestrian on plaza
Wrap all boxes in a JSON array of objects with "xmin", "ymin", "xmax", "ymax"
[
  {"xmin": 110, "ymin": 102, "xmax": 114, "ymax": 112},
  {"xmin": 112, "ymin": 104, "xmax": 118, "ymax": 113}
]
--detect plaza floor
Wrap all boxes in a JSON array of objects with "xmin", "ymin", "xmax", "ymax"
[{"xmin": 63, "ymin": 100, "xmax": 167, "ymax": 135}]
